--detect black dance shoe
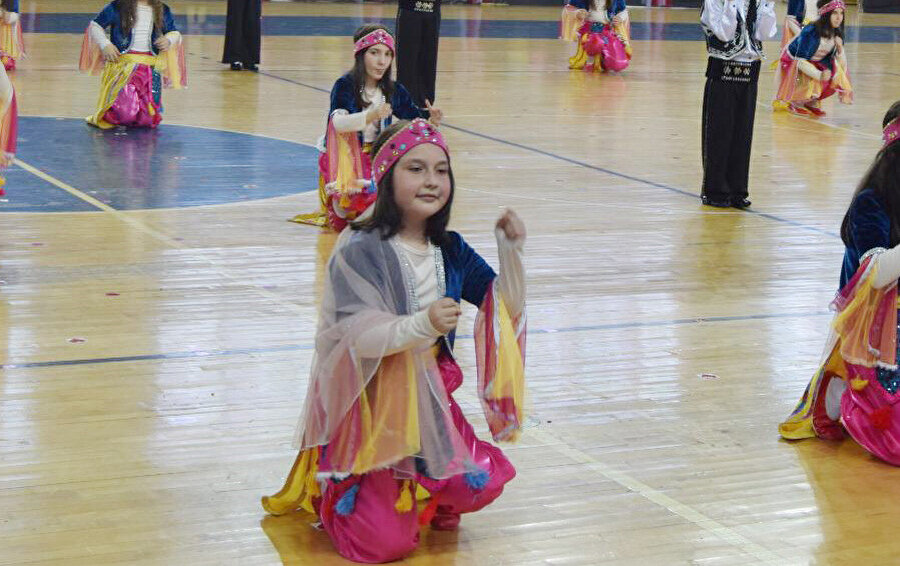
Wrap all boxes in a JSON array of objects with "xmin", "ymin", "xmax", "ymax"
[
  {"xmin": 732, "ymin": 198, "xmax": 752, "ymax": 209},
  {"xmin": 701, "ymin": 194, "xmax": 731, "ymax": 208},
  {"xmin": 230, "ymin": 62, "xmax": 243, "ymax": 71}
]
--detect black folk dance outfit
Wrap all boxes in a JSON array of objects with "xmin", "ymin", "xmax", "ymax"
[
  {"xmin": 700, "ymin": 0, "xmax": 776, "ymax": 208},
  {"xmin": 395, "ymin": 0, "xmax": 440, "ymax": 108},
  {"xmin": 222, "ymin": 0, "xmax": 261, "ymax": 70}
]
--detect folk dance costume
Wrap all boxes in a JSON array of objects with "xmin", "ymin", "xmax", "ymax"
[
  {"xmin": 0, "ymin": 63, "xmax": 16, "ymax": 196},
  {"xmin": 773, "ymin": 1, "xmax": 852, "ymax": 117},
  {"xmin": 780, "ymin": 0, "xmax": 814, "ymax": 51},
  {"xmin": 80, "ymin": 1, "xmax": 186, "ymax": 130},
  {"xmin": 0, "ymin": 1, "xmax": 23, "ymax": 71},
  {"xmin": 561, "ymin": 0, "xmax": 588, "ymax": 65},
  {"xmin": 395, "ymin": 0, "xmax": 440, "ymax": 108},
  {"xmin": 291, "ymin": 30, "xmax": 431, "ymax": 232},
  {"xmin": 700, "ymin": 0, "xmax": 777, "ymax": 208},
  {"xmin": 779, "ymin": 121, "xmax": 900, "ymax": 466},
  {"xmin": 564, "ymin": 0, "xmax": 631, "ymax": 72},
  {"xmin": 264, "ymin": 121, "xmax": 527, "ymax": 564}
]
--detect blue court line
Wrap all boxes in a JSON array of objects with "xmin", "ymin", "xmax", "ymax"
[
  {"xmin": 19, "ymin": 13, "xmax": 900, "ymax": 42},
  {"xmin": 1, "ymin": 310, "xmax": 830, "ymax": 370},
  {"xmin": 251, "ymin": 68, "xmax": 841, "ymax": 239}
]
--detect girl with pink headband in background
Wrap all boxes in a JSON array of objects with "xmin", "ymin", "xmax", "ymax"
[
  {"xmin": 780, "ymin": 101, "xmax": 900, "ymax": 466},
  {"xmin": 265, "ymin": 118, "xmax": 527, "ymax": 563},
  {"xmin": 292, "ymin": 24, "xmax": 444, "ymax": 232},
  {"xmin": 774, "ymin": 0, "xmax": 852, "ymax": 117}
]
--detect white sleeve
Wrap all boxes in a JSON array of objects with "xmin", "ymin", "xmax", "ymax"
[
  {"xmin": 754, "ymin": 1, "xmax": 778, "ymax": 41},
  {"xmin": 331, "ymin": 109, "xmax": 369, "ymax": 133},
  {"xmin": 165, "ymin": 30, "xmax": 182, "ymax": 46},
  {"xmin": 701, "ymin": 0, "xmax": 739, "ymax": 42},
  {"xmin": 89, "ymin": 20, "xmax": 113, "ymax": 50},
  {"xmin": 871, "ymin": 246, "xmax": 900, "ymax": 289},
  {"xmin": 797, "ymin": 58, "xmax": 824, "ymax": 80},
  {"xmin": 494, "ymin": 228, "xmax": 526, "ymax": 318},
  {"xmin": 4, "ymin": 11, "xmax": 18, "ymax": 25},
  {"xmin": 354, "ymin": 310, "xmax": 443, "ymax": 357}
]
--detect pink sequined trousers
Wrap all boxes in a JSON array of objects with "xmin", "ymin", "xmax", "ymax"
[
  {"xmin": 841, "ymin": 364, "xmax": 900, "ymax": 466},
  {"xmin": 102, "ymin": 63, "xmax": 162, "ymax": 128},
  {"xmin": 319, "ymin": 352, "xmax": 516, "ymax": 563}
]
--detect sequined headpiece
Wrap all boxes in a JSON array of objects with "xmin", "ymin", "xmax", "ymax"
[
  {"xmin": 818, "ymin": 0, "xmax": 845, "ymax": 15},
  {"xmin": 372, "ymin": 119, "xmax": 449, "ymax": 187},
  {"xmin": 884, "ymin": 117, "xmax": 900, "ymax": 149},
  {"xmin": 354, "ymin": 29, "xmax": 395, "ymax": 55}
]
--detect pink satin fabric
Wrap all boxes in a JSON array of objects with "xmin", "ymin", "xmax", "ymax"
[
  {"xmin": 103, "ymin": 63, "xmax": 161, "ymax": 129},
  {"xmin": 318, "ymin": 351, "xmax": 516, "ymax": 563},
  {"xmin": 317, "ymin": 148, "xmax": 375, "ymax": 232},
  {"xmin": 418, "ymin": 353, "xmax": 516, "ymax": 515},
  {"xmin": 321, "ymin": 471, "xmax": 419, "ymax": 564},
  {"xmin": 841, "ymin": 364, "xmax": 900, "ymax": 466}
]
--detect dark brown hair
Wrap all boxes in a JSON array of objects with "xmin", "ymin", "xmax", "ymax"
[
  {"xmin": 814, "ymin": 0, "xmax": 845, "ymax": 39},
  {"xmin": 841, "ymin": 101, "xmax": 900, "ymax": 247},
  {"xmin": 117, "ymin": 0, "xmax": 165, "ymax": 36},
  {"xmin": 350, "ymin": 24, "xmax": 396, "ymax": 111},
  {"xmin": 352, "ymin": 121, "xmax": 454, "ymax": 246}
]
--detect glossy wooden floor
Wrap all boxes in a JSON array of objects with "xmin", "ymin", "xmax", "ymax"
[{"xmin": 4, "ymin": 1, "xmax": 900, "ymax": 564}]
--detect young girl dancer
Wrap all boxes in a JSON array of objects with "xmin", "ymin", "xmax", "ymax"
[
  {"xmin": 79, "ymin": 0, "xmax": 187, "ymax": 129},
  {"xmin": 265, "ymin": 118, "xmax": 527, "ymax": 563},
  {"xmin": 0, "ymin": 1, "xmax": 24, "ymax": 71},
  {"xmin": 291, "ymin": 24, "xmax": 443, "ymax": 232},
  {"xmin": 780, "ymin": 101, "xmax": 900, "ymax": 466},
  {"xmin": 564, "ymin": 0, "xmax": 631, "ymax": 72},
  {"xmin": 774, "ymin": 0, "xmax": 852, "ymax": 117},
  {"xmin": 0, "ymin": 63, "xmax": 15, "ymax": 196}
]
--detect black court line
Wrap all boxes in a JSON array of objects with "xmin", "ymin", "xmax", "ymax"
[
  {"xmin": 250, "ymin": 67, "xmax": 842, "ymax": 240},
  {"xmin": 1, "ymin": 310, "xmax": 830, "ymax": 370}
]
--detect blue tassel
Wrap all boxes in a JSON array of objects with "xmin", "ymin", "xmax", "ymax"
[
  {"xmin": 335, "ymin": 484, "xmax": 359, "ymax": 516},
  {"xmin": 464, "ymin": 468, "xmax": 490, "ymax": 492}
]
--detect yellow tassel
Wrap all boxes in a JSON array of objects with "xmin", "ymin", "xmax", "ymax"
[
  {"xmin": 394, "ymin": 480, "xmax": 414, "ymax": 513},
  {"xmin": 851, "ymin": 377, "xmax": 869, "ymax": 391}
]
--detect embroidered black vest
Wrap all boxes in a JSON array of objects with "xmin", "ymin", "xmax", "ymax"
[{"xmin": 701, "ymin": 0, "xmax": 764, "ymax": 60}]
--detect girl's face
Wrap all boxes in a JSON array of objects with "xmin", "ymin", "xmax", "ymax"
[
  {"xmin": 391, "ymin": 144, "xmax": 451, "ymax": 226},
  {"xmin": 364, "ymin": 44, "xmax": 393, "ymax": 82},
  {"xmin": 830, "ymin": 8, "xmax": 843, "ymax": 28}
]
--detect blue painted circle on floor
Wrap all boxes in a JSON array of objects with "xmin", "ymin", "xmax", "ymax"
[{"xmin": 0, "ymin": 116, "xmax": 320, "ymax": 212}]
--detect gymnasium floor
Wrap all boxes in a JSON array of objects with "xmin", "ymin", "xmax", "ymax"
[{"xmin": 3, "ymin": 1, "xmax": 900, "ymax": 564}]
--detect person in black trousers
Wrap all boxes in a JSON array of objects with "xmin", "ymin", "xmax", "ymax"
[
  {"xmin": 395, "ymin": 0, "xmax": 441, "ymax": 108},
  {"xmin": 699, "ymin": 0, "xmax": 776, "ymax": 209},
  {"xmin": 222, "ymin": 0, "xmax": 261, "ymax": 71}
]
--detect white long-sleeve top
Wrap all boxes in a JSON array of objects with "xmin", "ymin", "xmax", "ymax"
[
  {"xmin": 701, "ymin": 0, "xmax": 778, "ymax": 62},
  {"xmin": 89, "ymin": 5, "xmax": 182, "ymax": 53},
  {"xmin": 870, "ymin": 246, "xmax": 900, "ymax": 289},
  {"xmin": 331, "ymin": 86, "xmax": 387, "ymax": 144},
  {"xmin": 354, "ymin": 230, "xmax": 526, "ymax": 357},
  {"xmin": 587, "ymin": 8, "xmax": 610, "ymax": 24}
]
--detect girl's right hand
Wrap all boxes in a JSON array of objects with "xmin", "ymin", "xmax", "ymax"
[
  {"xmin": 428, "ymin": 298, "xmax": 461, "ymax": 335},
  {"xmin": 821, "ymin": 69, "xmax": 833, "ymax": 82},
  {"xmin": 102, "ymin": 44, "xmax": 120, "ymax": 62},
  {"xmin": 367, "ymin": 103, "xmax": 393, "ymax": 123}
]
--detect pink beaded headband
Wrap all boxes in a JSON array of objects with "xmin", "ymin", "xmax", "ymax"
[
  {"xmin": 354, "ymin": 29, "xmax": 395, "ymax": 55},
  {"xmin": 372, "ymin": 119, "xmax": 449, "ymax": 186},
  {"xmin": 884, "ymin": 118, "xmax": 900, "ymax": 149},
  {"xmin": 818, "ymin": 0, "xmax": 845, "ymax": 15}
]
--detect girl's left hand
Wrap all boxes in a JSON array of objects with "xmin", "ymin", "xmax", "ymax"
[
  {"xmin": 425, "ymin": 100, "xmax": 443, "ymax": 127},
  {"xmin": 154, "ymin": 36, "xmax": 172, "ymax": 51},
  {"xmin": 496, "ymin": 209, "xmax": 526, "ymax": 243}
]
